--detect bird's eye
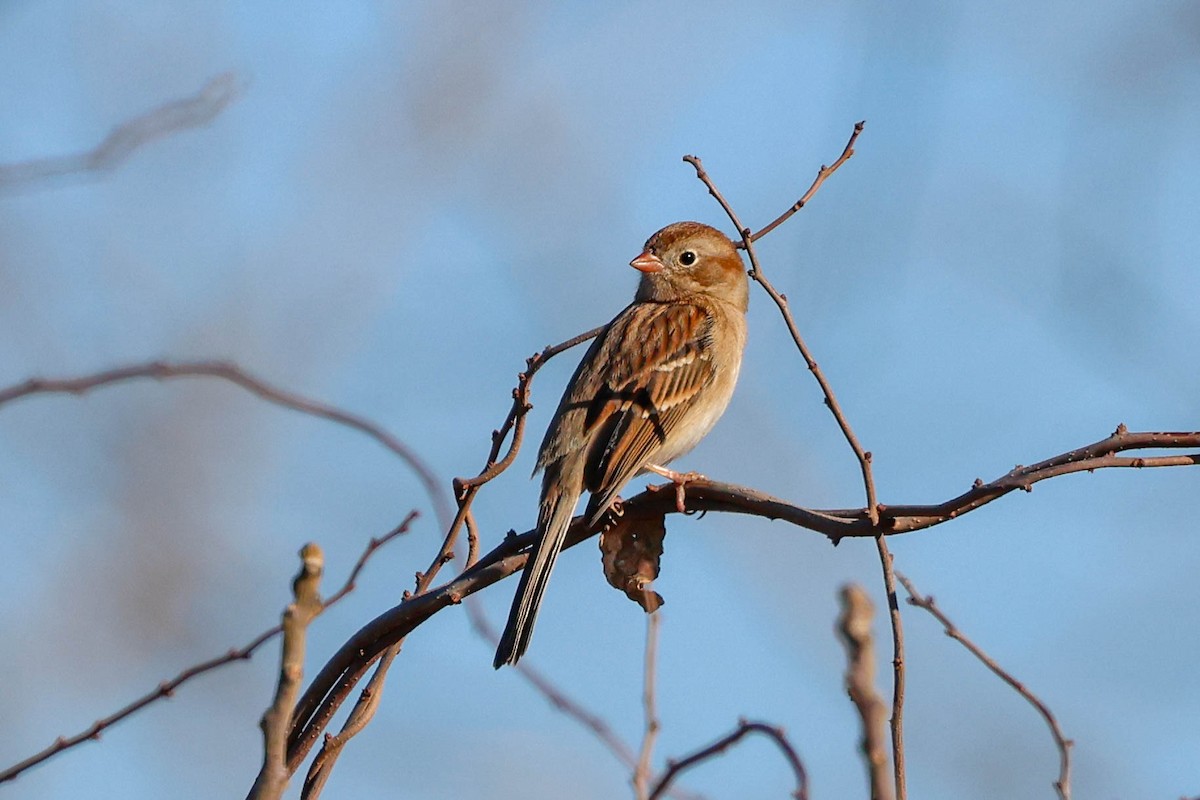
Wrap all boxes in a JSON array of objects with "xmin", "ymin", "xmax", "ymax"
[{"xmin": 679, "ymin": 250, "xmax": 697, "ymax": 266}]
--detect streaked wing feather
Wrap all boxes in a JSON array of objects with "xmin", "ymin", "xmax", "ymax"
[{"xmin": 581, "ymin": 302, "xmax": 715, "ymax": 510}]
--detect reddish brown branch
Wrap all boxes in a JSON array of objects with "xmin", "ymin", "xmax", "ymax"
[
  {"xmin": 898, "ymin": 573, "xmax": 1073, "ymax": 800},
  {"xmin": 0, "ymin": 72, "xmax": 242, "ymax": 191},
  {"xmin": 283, "ymin": 427, "xmax": 1198, "ymax": 761},
  {"xmin": 301, "ymin": 646, "xmax": 401, "ymax": 800},
  {"xmin": 645, "ymin": 719, "xmax": 808, "ymax": 800},
  {"xmin": 0, "ymin": 513, "xmax": 416, "ymax": 785}
]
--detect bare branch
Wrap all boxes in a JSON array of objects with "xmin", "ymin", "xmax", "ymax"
[
  {"xmin": 633, "ymin": 612, "xmax": 663, "ymax": 800},
  {"xmin": 0, "ymin": 72, "xmax": 243, "ymax": 192},
  {"xmin": 898, "ymin": 573, "xmax": 1073, "ymax": 800},
  {"xmin": 684, "ymin": 126, "xmax": 881, "ymax": 527},
  {"xmin": 283, "ymin": 427, "xmax": 1198, "ymax": 758},
  {"xmin": 836, "ymin": 585, "xmax": 894, "ymax": 800},
  {"xmin": 301, "ymin": 646, "xmax": 400, "ymax": 800},
  {"xmin": 248, "ymin": 543, "xmax": 325, "ymax": 800},
  {"xmin": 873, "ymin": 537, "xmax": 907, "ymax": 800},
  {"xmin": 0, "ymin": 512, "xmax": 416, "ymax": 784},
  {"xmin": 0, "ymin": 360, "xmax": 452, "ymax": 532},
  {"xmin": 750, "ymin": 121, "xmax": 864, "ymax": 242},
  {"xmin": 646, "ymin": 719, "xmax": 808, "ymax": 800}
]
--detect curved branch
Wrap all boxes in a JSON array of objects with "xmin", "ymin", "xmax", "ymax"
[
  {"xmin": 0, "ymin": 72, "xmax": 243, "ymax": 192},
  {"xmin": 284, "ymin": 428, "xmax": 1199, "ymax": 761},
  {"xmin": 0, "ymin": 360, "xmax": 453, "ymax": 533},
  {"xmin": 646, "ymin": 719, "xmax": 808, "ymax": 800}
]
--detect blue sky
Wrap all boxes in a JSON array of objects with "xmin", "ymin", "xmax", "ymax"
[{"xmin": 1, "ymin": 1, "xmax": 1198, "ymax": 798}]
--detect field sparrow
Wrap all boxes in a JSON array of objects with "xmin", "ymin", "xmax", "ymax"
[{"xmin": 494, "ymin": 221, "xmax": 749, "ymax": 668}]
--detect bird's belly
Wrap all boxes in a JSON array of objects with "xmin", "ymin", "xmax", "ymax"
[{"xmin": 647, "ymin": 357, "xmax": 741, "ymax": 468}]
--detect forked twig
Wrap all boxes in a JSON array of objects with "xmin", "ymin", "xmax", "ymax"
[
  {"xmin": 750, "ymin": 122, "xmax": 864, "ymax": 242},
  {"xmin": 684, "ymin": 123, "xmax": 904, "ymax": 794},
  {"xmin": 683, "ymin": 123, "xmax": 877, "ymax": 527}
]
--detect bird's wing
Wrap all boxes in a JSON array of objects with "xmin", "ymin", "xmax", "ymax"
[{"xmin": 578, "ymin": 300, "xmax": 716, "ymax": 518}]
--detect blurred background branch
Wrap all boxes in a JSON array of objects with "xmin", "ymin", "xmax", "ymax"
[{"xmin": 0, "ymin": 72, "xmax": 241, "ymax": 192}]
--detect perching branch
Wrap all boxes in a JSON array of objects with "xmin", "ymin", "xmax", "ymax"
[{"xmin": 283, "ymin": 426, "xmax": 1199, "ymax": 761}]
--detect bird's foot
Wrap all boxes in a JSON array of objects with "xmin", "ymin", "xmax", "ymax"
[{"xmin": 645, "ymin": 464, "xmax": 706, "ymax": 514}]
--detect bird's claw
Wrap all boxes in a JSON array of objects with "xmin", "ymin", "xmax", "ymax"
[{"xmin": 645, "ymin": 464, "xmax": 705, "ymax": 515}]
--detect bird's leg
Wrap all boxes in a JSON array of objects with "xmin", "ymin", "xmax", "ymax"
[{"xmin": 645, "ymin": 463, "xmax": 706, "ymax": 514}]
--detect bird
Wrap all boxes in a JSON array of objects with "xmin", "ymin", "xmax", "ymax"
[{"xmin": 494, "ymin": 221, "xmax": 749, "ymax": 668}]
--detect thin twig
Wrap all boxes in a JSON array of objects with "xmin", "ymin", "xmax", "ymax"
[
  {"xmin": 646, "ymin": 719, "xmax": 808, "ymax": 800},
  {"xmin": 464, "ymin": 508, "xmax": 481, "ymax": 569},
  {"xmin": 514, "ymin": 658, "xmax": 639, "ymax": 769},
  {"xmin": 247, "ymin": 543, "xmax": 325, "ymax": 800},
  {"xmin": 898, "ymin": 573, "xmax": 1073, "ymax": 800},
  {"xmin": 634, "ymin": 612, "xmax": 663, "ymax": 800},
  {"xmin": 750, "ymin": 121, "xmax": 864, "ymax": 242},
  {"xmin": 684, "ymin": 124, "xmax": 880, "ymax": 528},
  {"xmin": 0, "ymin": 361, "xmax": 453, "ymax": 533},
  {"xmin": 836, "ymin": 584, "xmax": 894, "ymax": 800},
  {"xmin": 0, "ymin": 513, "xmax": 416, "ymax": 785},
  {"xmin": 301, "ymin": 646, "xmax": 400, "ymax": 800},
  {"xmin": 0, "ymin": 72, "xmax": 243, "ymax": 192},
  {"xmin": 874, "ymin": 537, "xmax": 906, "ymax": 800}
]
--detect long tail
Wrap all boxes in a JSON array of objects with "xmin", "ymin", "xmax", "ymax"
[{"xmin": 494, "ymin": 476, "xmax": 579, "ymax": 668}]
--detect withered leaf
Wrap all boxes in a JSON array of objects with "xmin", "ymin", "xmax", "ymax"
[{"xmin": 599, "ymin": 511, "xmax": 666, "ymax": 612}]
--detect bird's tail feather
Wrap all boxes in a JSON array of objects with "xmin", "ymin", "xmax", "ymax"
[{"xmin": 493, "ymin": 480, "xmax": 579, "ymax": 668}]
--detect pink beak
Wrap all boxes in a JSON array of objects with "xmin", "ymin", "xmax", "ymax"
[{"xmin": 629, "ymin": 251, "xmax": 664, "ymax": 273}]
